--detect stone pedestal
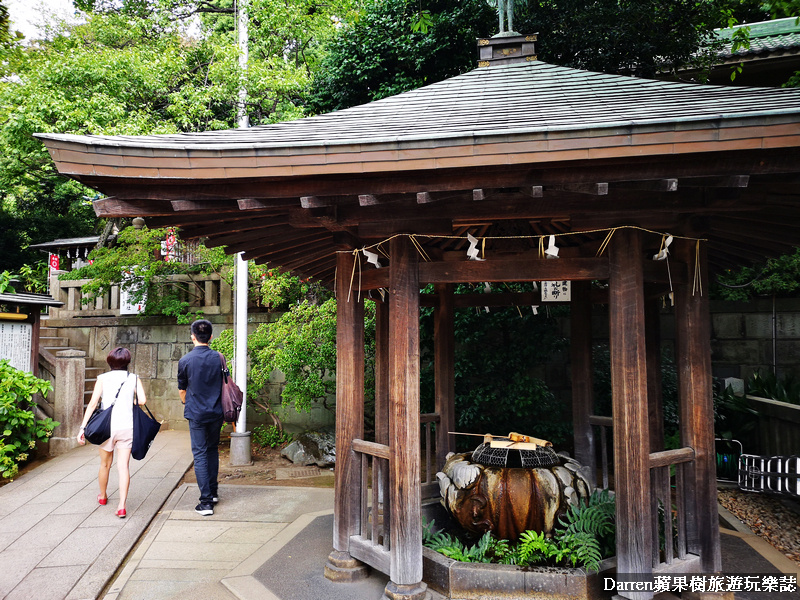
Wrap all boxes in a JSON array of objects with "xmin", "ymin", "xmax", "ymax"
[
  {"xmin": 324, "ymin": 550, "xmax": 369, "ymax": 582},
  {"xmin": 229, "ymin": 431, "xmax": 252, "ymax": 466},
  {"xmin": 382, "ymin": 581, "xmax": 430, "ymax": 600}
]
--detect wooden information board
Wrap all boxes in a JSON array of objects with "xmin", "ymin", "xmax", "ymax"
[{"xmin": 0, "ymin": 321, "xmax": 33, "ymax": 372}]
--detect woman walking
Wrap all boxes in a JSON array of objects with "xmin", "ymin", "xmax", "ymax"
[{"xmin": 77, "ymin": 347, "xmax": 147, "ymax": 518}]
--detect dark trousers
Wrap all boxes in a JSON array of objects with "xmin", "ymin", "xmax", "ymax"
[{"xmin": 188, "ymin": 417, "xmax": 223, "ymax": 505}]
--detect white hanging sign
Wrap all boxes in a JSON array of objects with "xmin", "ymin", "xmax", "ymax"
[
  {"xmin": 540, "ymin": 280, "xmax": 571, "ymax": 302},
  {"xmin": 119, "ymin": 272, "xmax": 146, "ymax": 315}
]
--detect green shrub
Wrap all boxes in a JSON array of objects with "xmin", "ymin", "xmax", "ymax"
[
  {"xmin": 0, "ymin": 360, "xmax": 58, "ymax": 479},
  {"xmin": 423, "ymin": 489, "xmax": 615, "ymax": 572},
  {"xmin": 747, "ymin": 370, "xmax": 800, "ymax": 406},
  {"xmin": 252, "ymin": 424, "xmax": 293, "ymax": 449}
]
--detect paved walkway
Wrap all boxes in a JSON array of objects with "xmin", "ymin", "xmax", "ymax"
[
  {"xmin": 2, "ymin": 430, "xmax": 799, "ymax": 600},
  {"xmin": 0, "ymin": 430, "xmax": 193, "ymax": 600}
]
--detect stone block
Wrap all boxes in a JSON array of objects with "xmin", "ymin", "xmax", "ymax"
[
  {"xmin": 115, "ymin": 327, "xmax": 138, "ymax": 345},
  {"xmin": 422, "ymin": 548, "xmax": 452, "ymax": 595},
  {"xmin": 139, "ymin": 325, "xmax": 181, "ymax": 344},
  {"xmin": 133, "ymin": 344, "xmax": 158, "ymax": 379},
  {"xmin": 710, "ymin": 340, "xmax": 760, "ymax": 365},
  {"xmin": 744, "ymin": 313, "xmax": 773, "ymax": 339},
  {"xmin": 711, "ymin": 314, "xmax": 743, "ymax": 339},
  {"xmin": 450, "ymin": 561, "xmax": 526, "ymax": 599}
]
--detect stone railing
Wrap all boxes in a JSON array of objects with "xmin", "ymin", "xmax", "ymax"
[
  {"xmin": 48, "ymin": 272, "xmax": 232, "ymax": 319},
  {"xmin": 37, "ymin": 348, "xmax": 86, "ymax": 455}
]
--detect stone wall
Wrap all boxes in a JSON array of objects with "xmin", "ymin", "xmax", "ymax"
[
  {"xmin": 710, "ymin": 297, "xmax": 800, "ymax": 381},
  {"xmin": 43, "ymin": 313, "xmax": 335, "ymax": 434}
]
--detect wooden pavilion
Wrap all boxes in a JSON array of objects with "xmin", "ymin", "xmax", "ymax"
[{"xmin": 37, "ymin": 42, "xmax": 800, "ymax": 600}]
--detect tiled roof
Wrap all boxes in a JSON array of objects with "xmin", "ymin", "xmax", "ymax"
[
  {"xmin": 37, "ymin": 60, "xmax": 800, "ymax": 153},
  {"xmin": 714, "ymin": 17, "xmax": 800, "ymax": 59}
]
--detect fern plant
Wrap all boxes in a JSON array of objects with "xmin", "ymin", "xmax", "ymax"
[{"xmin": 423, "ymin": 490, "xmax": 616, "ymax": 572}]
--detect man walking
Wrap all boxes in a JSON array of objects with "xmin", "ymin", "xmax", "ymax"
[{"xmin": 178, "ymin": 319, "xmax": 223, "ymax": 516}]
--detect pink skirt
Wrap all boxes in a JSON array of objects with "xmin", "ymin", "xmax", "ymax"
[{"xmin": 100, "ymin": 428, "xmax": 133, "ymax": 452}]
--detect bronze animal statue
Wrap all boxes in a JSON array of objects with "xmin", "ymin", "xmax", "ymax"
[{"xmin": 436, "ymin": 433, "xmax": 593, "ymax": 541}]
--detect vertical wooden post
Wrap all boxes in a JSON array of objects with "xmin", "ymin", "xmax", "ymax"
[
  {"xmin": 375, "ymin": 299, "xmax": 390, "ymax": 446},
  {"xmin": 571, "ymin": 280, "xmax": 596, "ymax": 487},
  {"xmin": 325, "ymin": 251, "xmax": 369, "ymax": 583},
  {"xmin": 385, "ymin": 235, "xmax": 428, "ymax": 600},
  {"xmin": 434, "ymin": 282, "xmax": 455, "ymax": 469},
  {"xmin": 609, "ymin": 228, "xmax": 653, "ymax": 599},
  {"xmin": 645, "ymin": 297, "xmax": 664, "ymax": 453},
  {"xmin": 674, "ymin": 239, "xmax": 722, "ymax": 573}
]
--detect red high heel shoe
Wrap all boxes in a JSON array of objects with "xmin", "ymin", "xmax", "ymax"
[
  {"xmin": 98, "ymin": 495, "xmax": 108, "ymax": 506},
  {"xmin": 116, "ymin": 508, "xmax": 126, "ymax": 518}
]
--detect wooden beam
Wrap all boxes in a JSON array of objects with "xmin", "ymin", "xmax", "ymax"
[
  {"xmin": 241, "ymin": 238, "xmax": 332, "ymax": 263},
  {"xmin": 571, "ymin": 280, "xmax": 596, "ymax": 488},
  {"xmin": 611, "ymin": 179, "xmax": 678, "ymax": 192},
  {"xmin": 358, "ymin": 193, "xmax": 414, "ymax": 206},
  {"xmin": 420, "ymin": 291, "xmax": 542, "ymax": 308},
  {"xmin": 203, "ymin": 225, "xmax": 325, "ymax": 250},
  {"xmin": 82, "ymin": 147, "xmax": 800, "ymax": 203},
  {"xmin": 170, "ymin": 200, "xmax": 241, "ymax": 213},
  {"xmin": 388, "ymin": 235, "xmax": 423, "ymax": 585},
  {"xmin": 674, "ymin": 239, "xmax": 722, "ymax": 573},
  {"xmin": 93, "ymin": 197, "xmax": 175, "ymax": 218},
  {"xmin": 416, "ymin": 191, "xmax": 456, "ymax": 204},
  {"xmin": 358, "ymin": 219, "xmax": 452, "ymax": 238},
  {"xmin": 608, "ymin": 227, "xmax": 653, "ymax": 581},
  {"xmin": 682, "ymin": 175, "xmax": 749, "ymax": 188},
  {"xmin": 420, "ymin": 257, "xmax": 608, "ymax": 284},
  {"xmin": 434, "ymin": 283, "xmax": 456, "ymax": 469},
  {"xmin": 356, "ymin": 257, "xmax": 610, "ymax": 289},
  {"xmin": 551, "ymin": 183, "xmax": 609, "ymax": 195},
  {"xmin": 301, "ymin": 195, "xmax": 355, "ymax": 209},
  {"xmin": 237, "ymin": 198, "xmax": 301, "ymax": 211}
]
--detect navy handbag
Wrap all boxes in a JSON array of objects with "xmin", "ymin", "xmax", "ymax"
[
  {"xmin": 131, "ymin": 376, "xmax": 161, "ymax": 460},
  {"xmin": 83, "ymin": 376, "xmax": 128, "ymax": 445}
]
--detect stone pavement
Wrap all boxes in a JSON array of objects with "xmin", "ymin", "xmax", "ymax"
[
  {"xmin": 2, "ymin": 429, "xmax": 800, "ymax": 600},
  {"xmin": 0, "ymin": 430, "xmax": 193, "ymax": 600}
]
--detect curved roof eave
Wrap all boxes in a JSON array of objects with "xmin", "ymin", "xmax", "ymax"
[{"xmin": 34, "ymin": 60, "xmax": 800, "ymax": 178}]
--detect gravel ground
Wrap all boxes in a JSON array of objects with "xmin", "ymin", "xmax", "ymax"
[{"xmin": 719, "ymin": 487, "xmax": 800, "ymax": 565}]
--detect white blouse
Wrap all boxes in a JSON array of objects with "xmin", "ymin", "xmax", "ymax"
[{"xmin": 99, "ymin": 370, "xmax": 136, "ymax": 432}]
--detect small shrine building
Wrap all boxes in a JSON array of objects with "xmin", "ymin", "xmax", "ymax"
[{"xmin": 36, "ymin": 38, "xmax": 800, "ymax": 600}]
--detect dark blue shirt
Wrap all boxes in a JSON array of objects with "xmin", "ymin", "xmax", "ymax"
[{"xmin": 177, "ymin": 345, "xmax": 223, "ymax": 423}]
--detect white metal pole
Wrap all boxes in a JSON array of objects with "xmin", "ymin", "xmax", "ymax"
[
  {"xmin": 230, "ymin": 0, "xmax": 251, "ymax": 465},
  {"xmin": 234, "ymin": 252, "xmax": 248, "ymax": 433}
]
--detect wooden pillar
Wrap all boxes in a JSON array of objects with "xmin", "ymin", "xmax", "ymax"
[
  {"xmin": 645, "ymin": 298, "xmax": 664, "ymax": 453},
  {"xmin": 674, "ymin": 239, "xmax": 722, "ymax": 573},
  {"xmin": 571, "ymin": 280, "xmax": 596, "ymax": 487},
  {"xmin": 325, "ymin": 251, "xmax": 369, "ymax": 582},
  {"xmin": 434, "ymin": 282, "xmax": 455, "ymax": 469},
  {"xmin": 375, "ymin": 299, "xmax": 390, "ymax": 446},
  {"xmin": 609, "ymin": 228, "xmax": 653, "ymax": 600},
  {"xmin": 385, "ymin": 235, "xmax": 427, "ymax": 600}
]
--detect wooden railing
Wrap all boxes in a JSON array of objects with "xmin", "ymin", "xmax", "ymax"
[
  {"xmin": 421, "ymin": 412, "xmax": 441, "ymax": 499},
  {"xmin": 350, "ymin": 439, "xmax": 391, "ymax": 574},
  {"xmin": 348, "ymin": 412, "xmax": 443, "ymax": 575},
  {"xmin": 649, "ymin": 446, "xmax": 695, "ymax": 570},
  {"xmin": 589, "ymin": 414, "xmax": 613, "ymax": 489},
  {"xmin": 49, "ymin": 273, "xmax": 232, "ymax": 319}
]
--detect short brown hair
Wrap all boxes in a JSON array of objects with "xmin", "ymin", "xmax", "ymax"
[{"xmin": 106, "ymin": 347, "xmax": 131, "ymax": 370}]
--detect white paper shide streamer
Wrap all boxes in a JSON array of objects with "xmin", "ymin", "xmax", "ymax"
[
  {"xmin": 545, "ymin": 235, "xmax": 559, "ymax": 259},
  {"xmin": 653, "ymin": 235, "xmax": 673, "ymax": 261},
  {"xmin": 363, "ymin": 248, "xmax": 382, "ymax": 268},
  {"xmin": 467, "ymin": 233, "xmax": 485, "ymax": 261}
]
